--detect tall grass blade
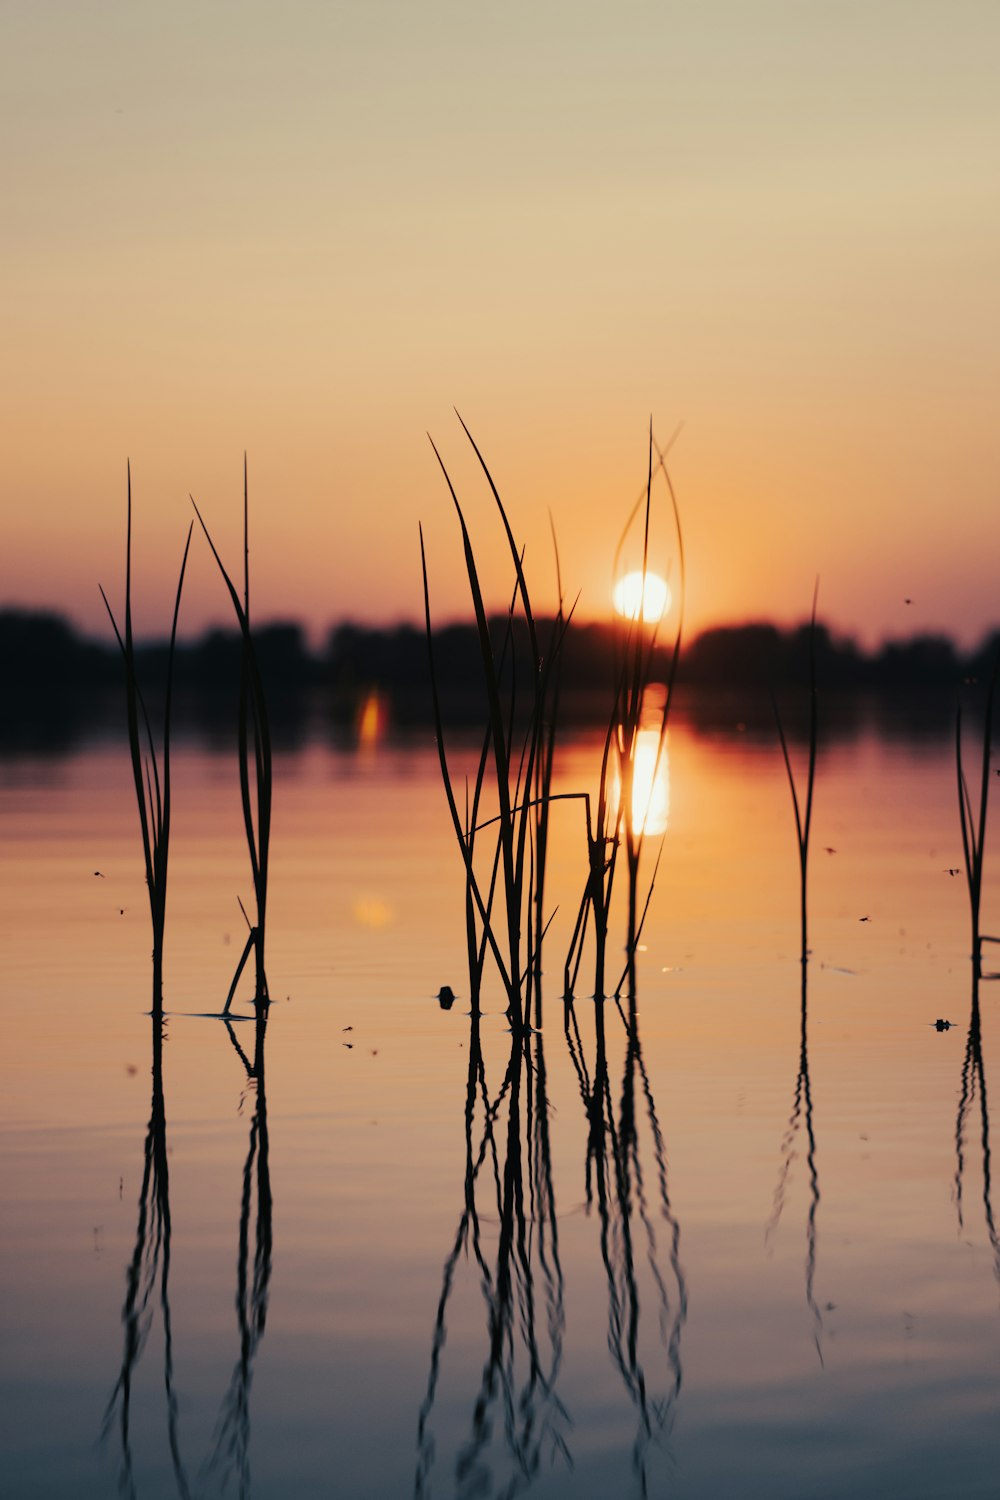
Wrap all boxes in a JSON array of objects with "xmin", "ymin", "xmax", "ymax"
[
  {"xmin": 956, "ymin": 642, "xmax": 1000, "ymax": 966},
  {"xmin": 100, "ymin": 467, "xmax": 191, "ymax": 1011},
  {"xmin": 772, "ymin": 580, "xmax": 819, "ymax": 963},
  {"xmin": 422, "ymin": 421, "xmax": 571, "ymax": 1033},
  {"xmin": 193, "ymin": 477, "xmax": 272, "ymax": 1008}
]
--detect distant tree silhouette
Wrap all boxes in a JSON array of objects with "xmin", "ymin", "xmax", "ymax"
[{"xmin": 0, "ymin": 606, "xmax": 989, "ymax": 746}]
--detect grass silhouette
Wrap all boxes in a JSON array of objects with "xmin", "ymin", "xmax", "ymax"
[
  {"xmin": 193, "ymin": 460, "xmax": 273, "ymax": 1012},
  {"xmin": 957, "ymin": 642, "xmax": 1000, "ymax": 972},
  {"xmin": 772, "ymin": 581, "xmax": 819, "ymax": 964},
  {"xmin": 421, "ymin": 414, "xmax": 571, "ymax": 1034},
  {"xmin": 100, "ymin": 464, "xmax": 192, "ymax": 1014}
]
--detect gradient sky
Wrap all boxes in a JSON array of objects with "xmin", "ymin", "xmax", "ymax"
[{"xmin": 2, "ymin": 1, "xmax": 998, "ymax": 646}]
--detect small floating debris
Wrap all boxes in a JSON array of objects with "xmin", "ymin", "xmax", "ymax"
[
  {"xmin": 859, "ymin": 916, "xmax": 870, "ymax": 923},
  {"xmin": 437, "ymin": 985, "xmax": 457, "ymax": 1011},
  {"xmin": 932, "ymin": 1019, "xmax": 954, "ymax": 1031}
]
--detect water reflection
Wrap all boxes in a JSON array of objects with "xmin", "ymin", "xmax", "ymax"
[
  {"xmin": 102, "ymin": 997, "xmax": 273, "ymax": 1499},
  {"xmin": 611, "ymin": 726, "xmax": 670, "ymax": 841},
  {"xmin": 564, "ymin": 994, "xmax": 686, "ymax": 1494},
  {"xmin": 766, "ymin": 965, "xmax": 824, "ymax": 1364},
  {"xmin": 102, "ymin": 1015, "xmax": 191, "ymax": 1499},
  {"xmin": 415, "ymin": 1006, "xmax": 569, "ymax": 1498},
  {"xmin": 954, "ymin": 968, "xmax": 1000, "ymax": 1280},
  {"xmin": 208, "ymin": 1011, "xmax": 274, "ymax": 1497}
]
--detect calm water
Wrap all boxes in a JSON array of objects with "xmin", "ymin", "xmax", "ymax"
[{"xmin": 3, "ymin": 715, "xmax": 1000, "ymax": 1499}]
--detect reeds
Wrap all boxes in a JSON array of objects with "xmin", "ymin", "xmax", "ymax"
[
  {"xmin": 192, "ymin": 462, "xmax": 273, "ymax": 1012},
  {"xmin": 765, "ymin": 590, "xmax": 824, "ymax": 1360},
  {"xmin": 772, "ymin": 581, "xmax": 819, "ymax": 964},
  {"xmin": 100, "ymin": 465, "xmax": 192, "ymax": 1013},
  {"xmin": 563, "ymin": 427, "xmax": 684, "ymax": 1010},
  {"xmin": 420, "ymin": 415, "xmax": 571, "ymax": 1034},
  {"xmin": 616, "ymin": 432, "xmax": 684, "ymax": 999},
  {"xmin": 957, "ymin": 644, "xmax": 1000, "ymax": 971}
]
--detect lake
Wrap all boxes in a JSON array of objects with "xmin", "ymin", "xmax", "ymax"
[{"xmin": 3, "ymin": 706, "xmax": 1000, "ymax": 1498}]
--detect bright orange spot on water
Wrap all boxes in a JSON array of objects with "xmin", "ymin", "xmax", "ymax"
[{"xmin": 357, "ymin": 689, "xmax": 388, "ymax": 748}]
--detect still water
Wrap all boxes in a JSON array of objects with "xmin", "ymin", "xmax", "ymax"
[{"xmin": 2, "ymin": 714, "xmax": 1000, "ymax": 1498}]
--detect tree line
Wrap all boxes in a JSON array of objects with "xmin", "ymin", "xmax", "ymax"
[{"xmin": 2, "ymin": 607, "xmax": 995, "ymax": 749}]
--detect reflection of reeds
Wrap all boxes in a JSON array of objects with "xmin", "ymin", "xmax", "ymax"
[
  {"xmin": 956, "ymin": 647, "xmax": 1000, "ymax": 972},
  {"xmin": 765, "ymin": 964, "xmax": 824, "ymax": 1364},
  {"xmin": 421, "ymin": 417, "xmax": 570, "ymax": 1033},
  {"xmin": 100, "ymin": 468, "xmax": 192, "ymax": 1013},
  {"xmin": 563, "ymin": 992, "xmax": 686, "ymax": 1490},
  {"xmin": 415, "ymin": 1008, "xmax": 569, "ymax": 1497},
  {"xmin": 193, "ymin": 464, "xmax": 272, "ymax": 1011},
  {"xmin": 102, "ymin": 1014, "xmax": 191, "ymax": 1500},
  {"xmin": 772, "ymin": 582, "xmax": 819, "ymax": 965},
  {"xmin": 207, "ymin": 1011, "xmax": 273, "ymax": 1497},
  {"xmin": 956, "ymin": 630, "xmax": 1000, "ymax": 1330},
  {"xmin": 765, "ymin": 589, "xmax": 824, "ymax": 1359},
  {"xmin": 954, "ymin": 965, "xmax": 1000, "ymax": 1282}
]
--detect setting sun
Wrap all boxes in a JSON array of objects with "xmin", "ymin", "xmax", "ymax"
[{"xmin": 612, "ymin": 570, "xmax": 671, "ymax": 624}]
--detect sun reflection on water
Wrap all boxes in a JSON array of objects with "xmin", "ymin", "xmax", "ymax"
[
  {"xmin": 357, "ymin": 688, "xmax": 388, "ymax": 749},
  {"xmin": 630, "ymin": 727, "xmax": 670, "ymax": 836},
  {"xmin": 611, "ymin": 730, "xmax": 670, "ymax": 838},
  {"xmin": 611, "ymin": 684, "xmax": 670, "ymax": 838}
]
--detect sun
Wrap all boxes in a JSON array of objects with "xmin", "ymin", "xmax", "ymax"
[{"xmin": 612, "ymin": 570, "xmax": 671, "ymax": 624}]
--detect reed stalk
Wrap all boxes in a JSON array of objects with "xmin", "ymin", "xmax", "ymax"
[
  {"xmin": 192, "ymin": 461, "xmax": 272, "ymax": 1011},
  {"xmin": 421, "ymin": 416, "xmax": 570, "ymax": 1033},
  {"xmin": 100, "ymin": 465, "xmax": 192, "ymax": 1014},
  {"xmin": 618, "ymin": 431, "xmax": 684, "ymax": 1000},
  {"xmin": 772, "ymin": 581, "xmax": 819, "ymax": 964},
  {"xmin": 957, "ymin": 644, "xmax": 1000, "ymax": 973},
  {"xmin": 563, "ymin": 425, "xmax": 684, "ymax": 1009}
]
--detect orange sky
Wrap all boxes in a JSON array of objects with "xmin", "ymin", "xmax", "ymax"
[{"xmin": 2, "ymin": 2, "xmax": 998, "ymax": 647}]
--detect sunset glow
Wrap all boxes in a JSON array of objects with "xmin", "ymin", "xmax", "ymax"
[
  {"xmin": 7, "ymin": 6, "xmax": 1000, "ymax": 1493},
  {"xmin": 0, "ymin": 5, "xmax": 997, "ymax": 648}
]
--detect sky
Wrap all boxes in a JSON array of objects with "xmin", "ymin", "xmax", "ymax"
[{"xmin": 2, "ymin": 0, "xmax": 998, "ymax": 648}]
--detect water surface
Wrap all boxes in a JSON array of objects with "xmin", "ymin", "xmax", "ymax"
[{"xmin": 3, "ymin": 718, "xmax": 1000, "ymax": 1498}]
